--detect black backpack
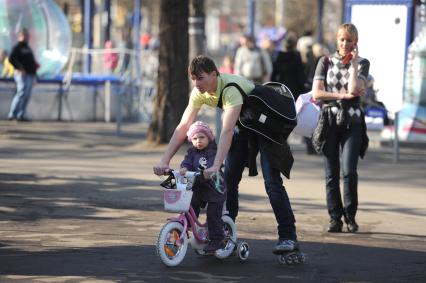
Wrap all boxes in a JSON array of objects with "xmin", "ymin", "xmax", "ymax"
[{"xmin": 218, "ymin": 82, "xmax": 297, "ymax": 145}]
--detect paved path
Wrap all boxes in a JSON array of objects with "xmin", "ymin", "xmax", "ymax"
[{"xmin": 0, "ymin": 122, "xmax": 425, "ymax": 282}]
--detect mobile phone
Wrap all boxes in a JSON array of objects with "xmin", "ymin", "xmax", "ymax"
[
  {"xmin": 342, "ymin": 53, "xmax": 352, "ymax": 64},
  {"xmin": 343, "ymin": 45, "xmax": 356, "ymax": 64}
]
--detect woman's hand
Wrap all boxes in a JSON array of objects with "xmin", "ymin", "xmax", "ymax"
[
  {"xmin": 352, "ymin": 87, "xmax": 365, "ymax": 97},
  {"xmin": 341, "ymin": 92, "xmax": 359, "ymax": 100},
  {"xmin": 341, "ymin": 87, "xmax": 365, "ymax": 99},
  {"xmin": 350, "ymin": 45, "xmax": 359, "ymax": 64}
]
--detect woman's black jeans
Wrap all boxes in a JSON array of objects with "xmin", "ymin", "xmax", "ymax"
[
  {"xmin": 224, "ymin": 126, "xmax": 297, "ymax": 240},
  {"xmin": 323, "ymin": 122, "xmax": 363, "ymax": 222}
]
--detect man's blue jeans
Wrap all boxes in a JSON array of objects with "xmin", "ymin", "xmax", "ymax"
[
  {"xmin": 323, "ymin": 123, "xmax": 363, "ymax": 222},
  {"xmin": 8, "ymin": 72, "xmax": 34, "ymax": 120},
  {"xmin": 224, "ymin": 126, "xmax": 297, "ymax": 240}
]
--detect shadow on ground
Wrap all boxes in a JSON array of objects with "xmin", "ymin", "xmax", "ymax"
[{"xmin": 0, "ymin": 239, "xmax": 425, "ymax": 282}]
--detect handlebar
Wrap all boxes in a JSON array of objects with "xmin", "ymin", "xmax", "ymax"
[
  {"xmin": 161, "ymin": 169, "xmax": 202, "ymax": 191},
  {"xmin": 161, "ymin": 169, "xmax": 225, "ymax": 195},
  {"xmin": 165, "ymin": 169, "xmax": 201, "ymax": 179}
]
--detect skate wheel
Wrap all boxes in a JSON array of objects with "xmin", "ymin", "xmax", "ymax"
[
  {"xmin": 298, "ymin": 252, "xmax": 306, "ymax": 263},
  {"xmin": 277, "ymin": 252, "xmax": 305, "ymax": 265},
  {"xmin": 278, "ymin": 254, "xmax": 294, "ymax": 265},
  {"xmin": 236, "ymin": 241, "xmax": 249, "ymax": 261}
]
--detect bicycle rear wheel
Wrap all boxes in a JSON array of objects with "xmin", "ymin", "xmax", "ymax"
[{"xmin": 215, "ymin": 215, "xmax": 237, "ymax": 259}]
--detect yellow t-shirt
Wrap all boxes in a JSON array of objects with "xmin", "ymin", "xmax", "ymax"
[{"xmin": 189, "ymin": 73, "xmax": 254, "ymax": 109}]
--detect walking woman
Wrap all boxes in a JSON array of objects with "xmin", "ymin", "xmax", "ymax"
[{"xmin": 312, "ymin": 23, "xmax": 370, "ymax": 233}]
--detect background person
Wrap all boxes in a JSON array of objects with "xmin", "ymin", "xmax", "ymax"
[
  {"xmin": 218, "ymin": 55, "xmax": 234, "ymax": 74},
  {"xmin": 304, "ymin": 42, "xmax": 328, "ymax": 91},
  {"xmin": 103, "ymin": 40, "xmax": 119, "ymax": 73},
  {"xmin": 259, "ymin": 37, "xmax": 279, "ymax": 66},
  {"xmin": 271, "ymin": 31, "xmax": 306, "ymax": 101},
  {"xmin": 272, "ymin": 32, "xmax": 316, "ymax": 155},
  {"xmin": 8, "ymin": 28, "xmax": 38, "ymax": 122},
  {"xmin": 312, "ymin": 23, "xmax": 370, "ymax": 233},
  {"xmin": 303, "ymin": 42, "xmax": 328, "ymax": 155},
  {"xmin": 234, "ymin": 34, "xmax": 272, "ymax": 84}
]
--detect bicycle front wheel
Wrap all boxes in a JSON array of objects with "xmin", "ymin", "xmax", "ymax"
[{"xmin": 156, "ymin": 221, "xmax": 188, "ymax": 267}]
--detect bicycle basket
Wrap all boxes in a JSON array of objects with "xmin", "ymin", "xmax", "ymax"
[{"xmin": 164, "ymin": 189, "xmax": 193, "ymax": 212}]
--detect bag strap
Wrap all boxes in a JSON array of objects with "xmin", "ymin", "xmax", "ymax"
[
  {"xmin": 217, "ymin": 82, "xmax": 246, "ymax": 109},
  {"xmin": 324, "ymin": 56, "xmax": 330, "ymax": 87},
  {"xmin": 324, "ymin": 56, "xmax": 330, "ymax": 70}
]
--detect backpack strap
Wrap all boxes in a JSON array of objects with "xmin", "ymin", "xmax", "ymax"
[{"xmin": 217, "ymin": 82, "xmax": 246, "ymax": 109}]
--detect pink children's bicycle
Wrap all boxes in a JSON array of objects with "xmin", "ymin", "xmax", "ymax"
[{"xmin": 156, "ymin": 170, "xmax": 250, "ymax": 267}]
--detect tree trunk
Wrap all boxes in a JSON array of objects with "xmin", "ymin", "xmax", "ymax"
[
  {"xmin": 189, "ymin": 0, "xmax": 205, "ymax": 60},
  {"xmin": 147, "ymin": 0, "xmax": 189, "ymax": 143}
]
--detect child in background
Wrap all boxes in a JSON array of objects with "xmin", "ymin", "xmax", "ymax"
[
  {"xmin": 103, "ymin": 40, "xmax": 118, "ymax": 73},
  {"xmin": 218, "ymin": 55, "xmax": 234, "ymax": 74},
  {"xmin": 180, "ymin": 121, "xmax": 226, "ymax": 253}
]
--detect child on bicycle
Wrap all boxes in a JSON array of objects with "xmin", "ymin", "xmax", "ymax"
[{"xmin": 180, "ymin": 121, "xmax": 227, "ymax": 253}]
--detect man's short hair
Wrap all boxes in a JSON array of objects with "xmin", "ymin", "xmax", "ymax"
[
  {"xmin": 188, "ymin": 55, "xmax": 219, "ymax": 77},
  {"xmin": 18, "ymin": 28, "xmax": 29, "ymax": 36}
]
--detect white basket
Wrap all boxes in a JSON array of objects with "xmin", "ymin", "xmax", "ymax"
[{"xmin": 164, "ymin": 189, "xmax": 193, "ymax": 212}]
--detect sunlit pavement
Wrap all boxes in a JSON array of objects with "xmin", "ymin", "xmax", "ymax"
[{"xmin": 0, "ymin": 121, "xmax": 425, "ymax": 282}]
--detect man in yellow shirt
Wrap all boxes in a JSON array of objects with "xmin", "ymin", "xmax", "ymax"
[{"xmin": 153, "ymin": 55, "xmax": 303, "ymax": 260}]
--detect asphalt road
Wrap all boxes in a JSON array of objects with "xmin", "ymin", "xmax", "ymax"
[{"xmin": 0, "ymin": 121, "xmax": 425, "ymax": 282}]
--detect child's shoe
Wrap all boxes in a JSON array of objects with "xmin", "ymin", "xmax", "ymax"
[{"xmin": 203, "ymin": 239, "xmax": 224, "ymax": 253}]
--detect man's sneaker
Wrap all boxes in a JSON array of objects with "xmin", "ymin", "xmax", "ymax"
[
  {"xmin": 203, "ymin": 239, "xmax": 224, "ymax": 253},
  {"xmin": 273, "ymin": 239, "xmax": 299, "ymax": 254},
  {"xmin": 346, "ymin": 219, "xmax": 359, "ymax": 233},
  {"xmin": 327, "ymin": 219, "xmax": 343, "ymax": 233}
]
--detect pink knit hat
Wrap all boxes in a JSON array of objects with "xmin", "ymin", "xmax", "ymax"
[{"xmin": 187, "ymin": 121, "xmax": 215, "ymax": 142}]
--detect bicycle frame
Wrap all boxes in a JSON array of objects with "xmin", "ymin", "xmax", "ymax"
[{"xmin": 167, "ymin": 205, "xmax": 208, "ymax": 245}]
